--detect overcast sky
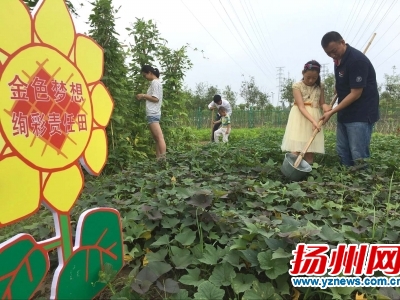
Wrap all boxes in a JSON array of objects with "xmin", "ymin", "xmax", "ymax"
[{"xmin": 69, "ymin": 0, "xmax": 400, "ymax": 106}]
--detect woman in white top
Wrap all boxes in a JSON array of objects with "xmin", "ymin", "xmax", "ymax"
[{"xmin": 136, "ymin": 65, "xmax": 166, "ymax": 160}]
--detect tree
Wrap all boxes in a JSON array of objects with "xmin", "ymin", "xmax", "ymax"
[
  {"xmin": 222, "ymin": 85, "xmax": 237, "ymax": 108},
  {"xmin": 184, "ymin": 82, "xmax": 214, "ymax": 110},
  {"xmin": 240, "ymin": 76, "xmax": 258, "ymax": 107},
  {"xmin": 24, "ymin": 0, "xmax": 78, "ymax": 16},
  {"xmin": 181, "ymin": 87, "xmax": 196, "ymax": 111},
  {"xmin": 280, "ymin": 77, "xmax": 295, "ymax": 108},
  {"xmin": 184, "ymin": 82, "xmax": 221, "ymax": 110},
  {"xmin": 156, "ymin": 43, "xmax": 193, "ymax": 131},
  {"xmin": 127, "ymin": 18, "xmax": 165, "ymax": 94},
  {"xmin": 205, "ymin": 85, "xmax": 220, "ymax": 103},
  {"xmin": 237, "ymin": 104, "xmax": 246, "ymax": 110},
  {"xmin": 383, "ymin": 66, "xmax": 400, "ymax": 99},
  {"xmin": 380, "ymin": 66, "xmax": 400, "ymax": 117},
  {"xmin": 255, "ymin": 90, "xmax": 272, "ymax": 110},
  {"xmin": 191, "ymin": 82, "xmax": 208, "ymax": 110},
  {"xmin": 323, "ymin": 73, "xmax": 335, "ymax": 104},
  {"xmin": 88, "ymin": 0, "xmax": 140, "ymax": 171},
  {"xmin": 240, "ymin": 76, "xmax": 271, "ymax": 109}
]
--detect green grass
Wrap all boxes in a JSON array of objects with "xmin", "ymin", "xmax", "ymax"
[
  {"xmin": 2, "ymin": 127, "xmax": 400, "ymax": 300},
  {"xmin": 191, "ymin": 127, "xmax": 270, "ymax": 143},
  {"xmin": 0, "ymin": 212, "xmax": 47, "ymax": 241}
]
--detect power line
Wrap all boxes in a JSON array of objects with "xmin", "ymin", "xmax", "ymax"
[
  {"xmin": 352, "ymin": 0, "xmax": 379, "ymax": 47},
  {"xmin": 377, "ymin": 46, "xmax": 400, "ymax": 68},
  {"xmin": 215, "ymin": 0, "xmax": 274, "ymax": 82},
  {"xmin": 368, "ymin": 0, "xmax": 398, "ymax": 40},
  {"xmin": 350, "ymin": 0, "xmax": 377, "ymax": 46},
  {"xmin": 357, "ymin": 0, "xmax": 389, "ymax": 50},
  {"xmin": 240, "ymin": 0, "xmax": 276, "ymax": 68},
  {"xmin": 347, "ymin": 0, "xmax": 368, "ymax": 43},
  {"xmin": 367, "ymin": 13, "xmax": 400, "ymax": 51},
  {"xmin": 180, "ymin": 0, "xmax": 248, "ymax": 75},
  {"xmin": 207, "ymin": 0, "xmax": 264, "ymax": 75},
  {"xmin": 364, "ymin": 0, "xmax": 399, "ymax": 56},
  {"xmin": 342, "ymin": 0, "xmax": 359, "ymax": 37},
  {"xmin": 253, "ymin": 1, "xmax": 279, "ymax": 68},
  {"xmin": 245, "ymin": 0, "xmax": 278, "ymax": 66},
  {"xmin": 371, "ymin": 30, "xmax": 400, "ymax": 61},
  {"xmin": 344, "ymin": 0, "xmax": 363, "ymax": 38},
  {"xmin": 334, "ymin": 1, "xmax": 347, "ymax": 30},
  {"xmin": 254, "ymin": 0, "xmax": 281, "ymax": 67},
  {"xmin": 225, "ymin": 0, "xmax": 274, "ymax": 76},
  {"xmin": 239, "ymin": 0, "xmax": 261, "ymax": 47}
]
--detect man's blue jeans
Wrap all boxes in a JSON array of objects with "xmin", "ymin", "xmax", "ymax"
[{"xmin": 336, "ymin": 122, "xmax": 373, "ymax": 166}]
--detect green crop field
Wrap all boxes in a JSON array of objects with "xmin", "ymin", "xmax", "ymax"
[{"xmin": 4, "ymin": 128, "xmax": 400, "ymax": 300}]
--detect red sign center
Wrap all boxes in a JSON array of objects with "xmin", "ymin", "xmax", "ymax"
[{"xmin": 8, "ymin": 63, "xmax": 87, "ymax": 152}]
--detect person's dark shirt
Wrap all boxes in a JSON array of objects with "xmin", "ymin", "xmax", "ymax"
[{"xmin": 334, "ymin": 44, "xmax": 379, "ymax": 123}]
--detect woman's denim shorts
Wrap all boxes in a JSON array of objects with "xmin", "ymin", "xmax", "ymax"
[{"xmin": 147, "ymin": 115, "xmax": 161, "ymax": 124}]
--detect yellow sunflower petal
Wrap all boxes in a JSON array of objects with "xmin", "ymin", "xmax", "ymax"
[
  {"xmin": 81, "ymin": 129, "xmax": 107, "ymax": 175},
  {"xmin": 0, "ymin": 156, "xmax": 40, "ymax": 226},
  {"xmin": 34, "ymin": 0, "xmax": 75, "ymax": 56},
  {"xmin": 75, "ymin": 35, "xmax": 104, "ymax": 84},
  {"xmin": 0, "ymin": 0, "xmax": 32, "ymax": 54},
  {"xmin": 43, "ymin": 164, "xmax": 83, "ymax": 212},
  {"xmin": 91, "ymin": 82, "xmax": 114, "ymax": 127}
]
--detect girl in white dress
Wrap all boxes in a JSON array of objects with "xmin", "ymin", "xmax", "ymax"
[{"xmin": 281, "ymin": 60, "xmax": 331, "ymax": 164}]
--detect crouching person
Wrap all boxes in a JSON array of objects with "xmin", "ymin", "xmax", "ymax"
[{"xmin": 214, "ymin": 107, "xmax": 231, "ymax": 143}]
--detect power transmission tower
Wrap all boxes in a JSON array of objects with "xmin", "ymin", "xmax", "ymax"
[
  {"xmin": 276, "ymin": 67, "xmax": 284, "ymax": 107},
  {"xmin": 321, "ymin": 64, "xmax": 329, "ymax": 81}
]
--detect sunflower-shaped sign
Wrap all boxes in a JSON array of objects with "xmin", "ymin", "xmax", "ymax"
[{"xmin": 0, "ymin": 0, "xmax": 123, "ymax": 299}]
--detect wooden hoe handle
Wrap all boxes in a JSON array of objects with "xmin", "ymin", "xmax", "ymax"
[{"xmin": 293, "ymin": 94, "xmax": 337, "ymax": 168}]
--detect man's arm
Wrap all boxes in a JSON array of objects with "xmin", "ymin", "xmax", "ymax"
[
  {"xmin": 320, "ymin": 88, "xmax": 363, "ymax": 124},
  {"xmin": 226, "ymin": 100, "xmax": 232, "ymax": 114},
  {"xmin": 320, "ymin": 60, "xmax": 367, "ymax": 124},
  {"xmin": 333, "ymin": 88, "xmax": 363, "ymax": 111}
]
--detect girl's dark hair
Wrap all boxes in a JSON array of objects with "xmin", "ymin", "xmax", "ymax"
[
  {"xmin": 302, "ymin": 60, "xmax": 321, "ymax": 87},
  {"xmin": 141, "ymin": 65, "xmax": 160, "ymax": 78}
]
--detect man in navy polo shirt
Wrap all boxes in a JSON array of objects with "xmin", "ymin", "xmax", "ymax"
[{"xmin": 320, "ymin": 31, "xmax": 379, "ymax": 168}]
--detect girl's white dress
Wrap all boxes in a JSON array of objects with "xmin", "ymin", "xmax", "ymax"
[{"xmin": 281, "ymin": 81, "xmax": 325, "ymax": 154}]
